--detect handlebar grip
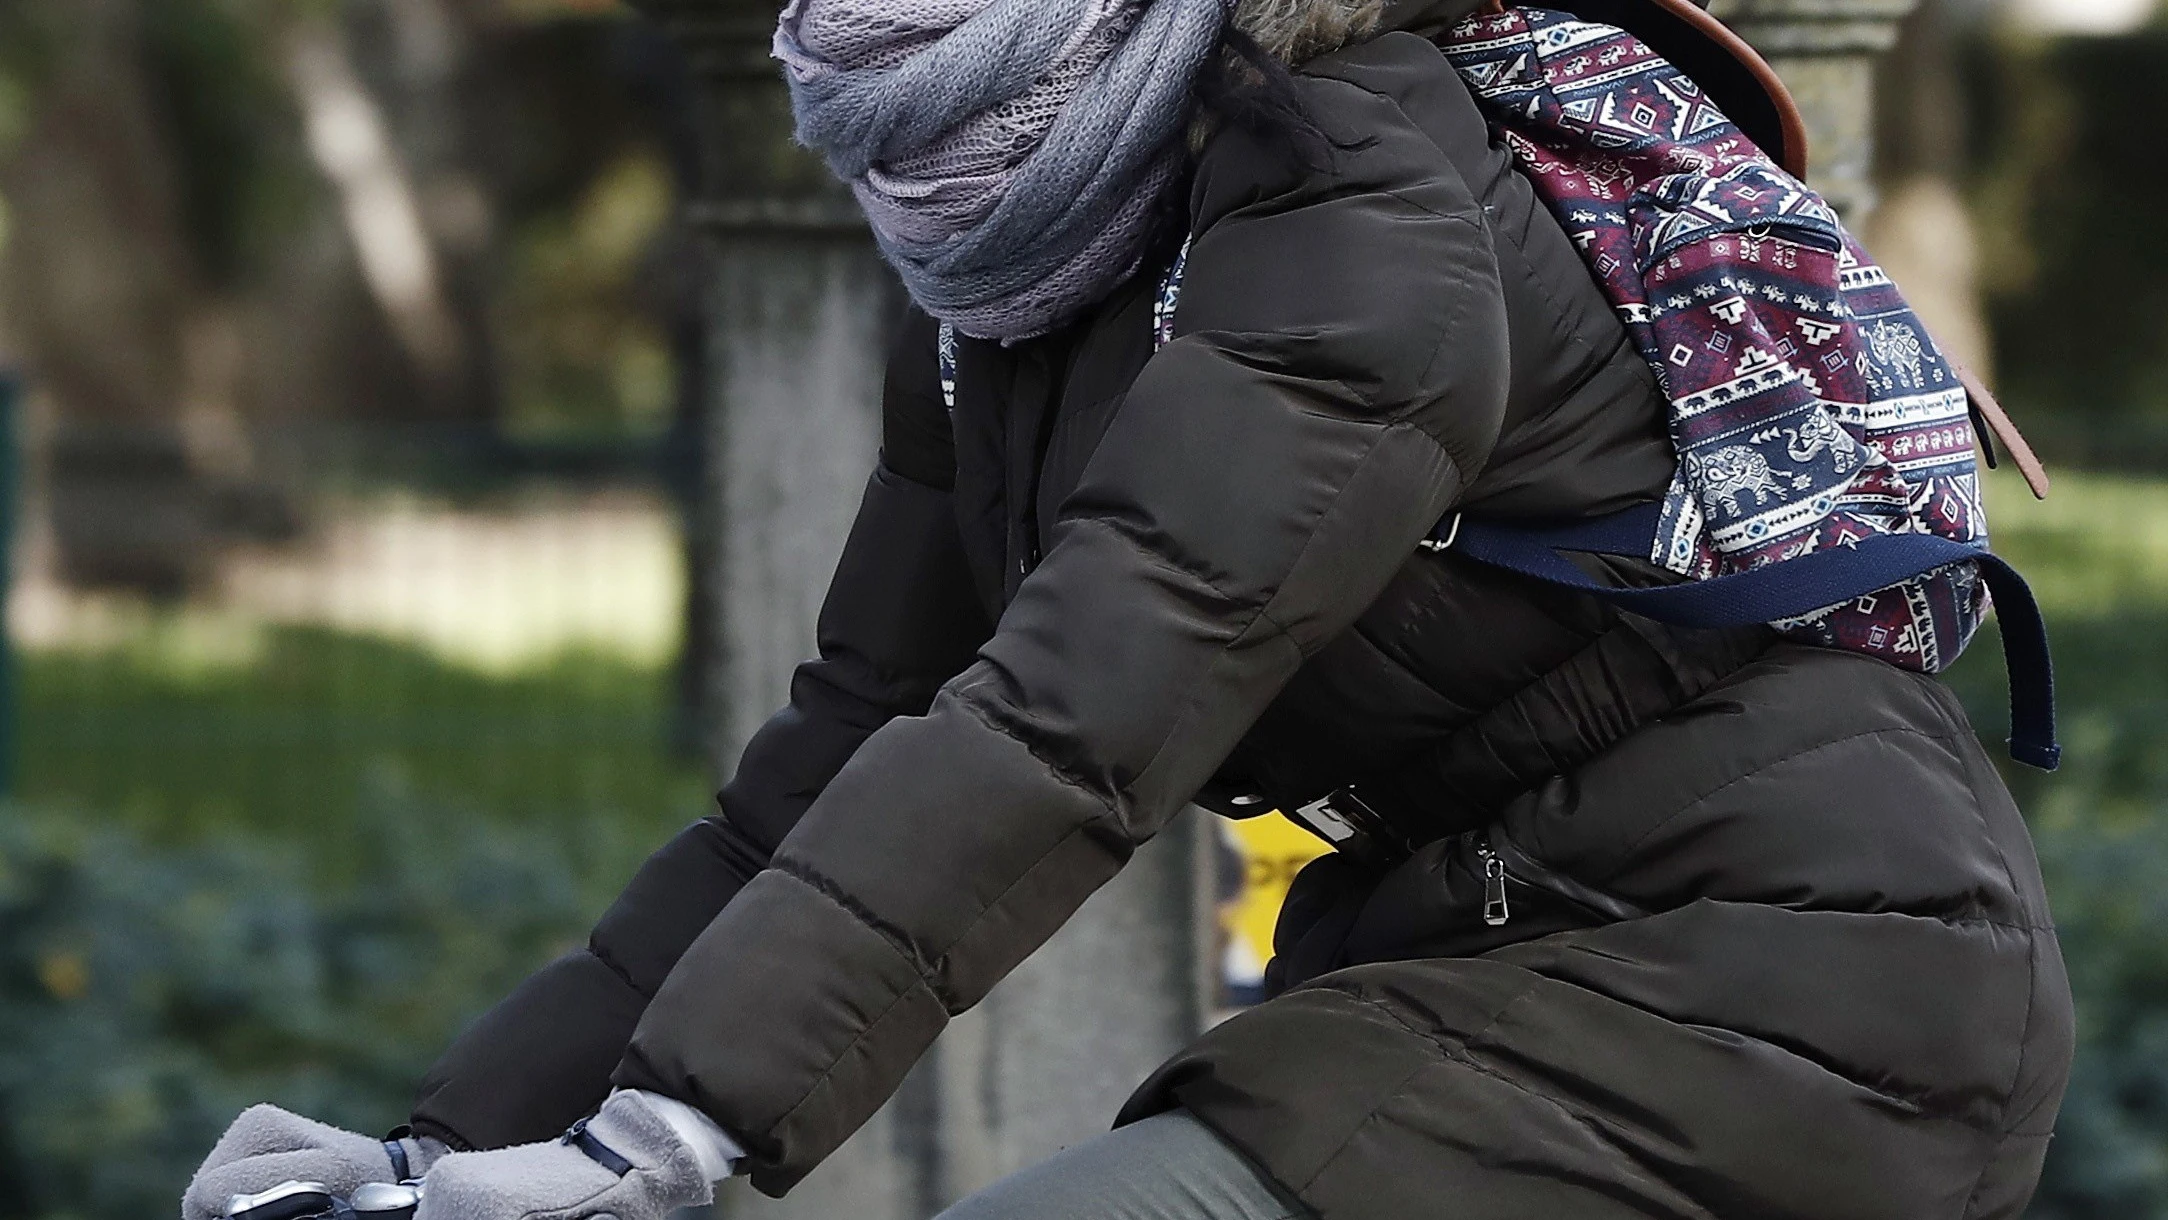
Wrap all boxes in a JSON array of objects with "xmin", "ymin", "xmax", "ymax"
[{"xmin": 224, "ymin": 1183, "xmax": 336, "ymax": 1220}]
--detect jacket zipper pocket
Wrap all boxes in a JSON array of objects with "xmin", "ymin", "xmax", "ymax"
[
  {"xmin": 1476, "ymin": 829, "xmax": 1651, "ymax": 927},
  {"xmin": 1477, "ymin": 838, "xmax": 1511, "ymax": 926}
]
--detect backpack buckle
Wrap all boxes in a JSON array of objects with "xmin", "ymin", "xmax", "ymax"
[
  {"xmin": 1419, "ymin": 512, "xmax": 1464, "ymax": 553},
  {"xmin": 1286, "ymin": 788, "xmax": 1418, "ymax": 868}
]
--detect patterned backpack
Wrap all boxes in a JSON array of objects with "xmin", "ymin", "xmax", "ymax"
[
  {"xmin": 1428, "ymin": 6, "xmax": 2054, "ymax": 768},
  {"xmin": 942, "ymin": 4, "xmax": 2059, "ymax": 769}
]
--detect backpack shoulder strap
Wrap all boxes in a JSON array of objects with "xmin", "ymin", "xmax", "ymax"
[{"xmin": 1436, "ymin": 505, "xmax": 2060, "ymax": 770}]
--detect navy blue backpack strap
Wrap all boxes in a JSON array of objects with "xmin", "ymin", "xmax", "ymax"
[{"xmin": 1438, "ymin": 504, "xmax": 2060, "ymax": 771}]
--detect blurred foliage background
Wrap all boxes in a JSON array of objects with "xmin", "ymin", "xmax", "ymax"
[
  {"xmin": 0, "ymin": 0, "xmax": 712, "ymax": 1213},
  {"xmin": 0, "ymin": 0, "xmax": 2164, "ymax": 1216}
]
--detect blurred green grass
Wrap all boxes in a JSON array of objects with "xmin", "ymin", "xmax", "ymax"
[
  {"xmin": 1947, "ymin": 468, "xmax": 2168, "ymax": 827},
  {"xmin": 1971, "ymin": 466, "xmax": 2168, "ymax": 621},
  {"xmin": 15, "ymin": 624, "xmax": 710, "ymax": 902}
]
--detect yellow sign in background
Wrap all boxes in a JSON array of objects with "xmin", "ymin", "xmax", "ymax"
[{"xmin": 1215, "ymin": 813, "xmax": 1331, "ymax": 1007}]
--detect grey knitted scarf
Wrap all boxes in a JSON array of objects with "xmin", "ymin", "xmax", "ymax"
[{"xmin": 775, "ymin": 0, "xmax": 1233, "ymax": 340}]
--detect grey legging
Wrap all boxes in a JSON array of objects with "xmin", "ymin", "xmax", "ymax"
[{"xmin": 933, "ymin": 1111, "xmax": 1313, "ymax": 1220}]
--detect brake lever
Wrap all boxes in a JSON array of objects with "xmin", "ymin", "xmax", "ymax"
[
  {"xmin": 225, "ymin": 1181, "xmax": 422, "ymax": 1220},
  {"xmin": 349, "ymin": 1182, "xmax": 423, "ymax": 1220},
  {"xmin": 225, "ymin": 1183, "xmax": 338, "ymax": 1220}
]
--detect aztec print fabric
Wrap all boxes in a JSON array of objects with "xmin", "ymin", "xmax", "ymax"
[{"xmin": 1439, "ymin": 7, "xmax": 1989, "ymax": 672}]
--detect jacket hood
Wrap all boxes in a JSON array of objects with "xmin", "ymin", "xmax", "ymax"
[
  {"xmin": 1233, "ymin": 0, "xmax": 1389, "ymax": 63},
  {"xmin": 1227, "ymin": 0, "xmax": 1494, "ymax": 64}
]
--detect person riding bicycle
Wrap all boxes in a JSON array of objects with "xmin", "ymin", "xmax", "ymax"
[{"xmin": 185, "ymin": 0, "xmax": 2073, "ymax": 1217}]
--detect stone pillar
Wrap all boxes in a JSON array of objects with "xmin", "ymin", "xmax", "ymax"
[
  {"xmin": 628, "ymin": 4, "xmax": 1201, "ymax": 1215},
  {"xmin": 1707, "ymin": 0, "xmax": 1920, "ymax": 223},
  {"xmin": 630, "ymin": 1, "xmax": 887, "ymax": 780}
]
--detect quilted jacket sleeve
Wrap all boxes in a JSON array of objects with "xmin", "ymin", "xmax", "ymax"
[
  {"xmin": 610, "ymin": 62, "xmax": 1513, "ymax": 1194},
  {"xmin": 408, "ymin": 313, "xmax": 989, "ymax": 1152}
]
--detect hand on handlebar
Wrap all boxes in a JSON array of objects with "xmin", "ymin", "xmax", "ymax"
[
  {"xmin": 222, "ymin": 1181, "xmax": 424, "ymax": 1220},
  {"xmin": 412, "ymin": 1092, "xmax": 712, "ymax": 1220},
  {"xmin": 182, "ymin": 1106, "xmax": 442, "ymax": 1220}
]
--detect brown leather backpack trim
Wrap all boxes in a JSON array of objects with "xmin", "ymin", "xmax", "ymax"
[{"xmin": 1956, "ymin": 363, "xmax": 2052, "ymax": 500}]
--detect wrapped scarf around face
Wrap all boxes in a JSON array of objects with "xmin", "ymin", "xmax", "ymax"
[{"xmin": 774, "ymin": 0, "xmax": 1232, "ymax": 340}]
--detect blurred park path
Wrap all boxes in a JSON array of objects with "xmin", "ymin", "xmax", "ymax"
[{"xmin": 12, "ymin": 488, "xmax": 682, "ymax": 674}]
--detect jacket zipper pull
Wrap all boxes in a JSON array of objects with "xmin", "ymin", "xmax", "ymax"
[{"xmin": 1478, "ymin": 838, "xmax": 1510, "ymax": 927}]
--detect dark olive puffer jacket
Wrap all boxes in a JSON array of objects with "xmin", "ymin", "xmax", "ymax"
[{"xmin": 411, "ymin": 6, "xmax": 2072, "ymax": 1216}]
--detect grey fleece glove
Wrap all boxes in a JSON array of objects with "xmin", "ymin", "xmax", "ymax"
[
  {"xmin": 183, "ymin": 1105, "xmax": 440, "ymax": 1220},
  {"xmin": 414, "ymin": 1092, "xmax": 713, "ymax": 1220}
]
